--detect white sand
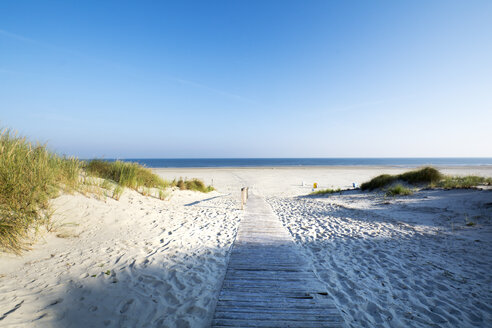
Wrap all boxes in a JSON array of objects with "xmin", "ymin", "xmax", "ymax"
[
  {"xmin": 268, "ymin": 190, "xmax": 492, "ymax": 327},
  {"xmin": 0, "ymin": 188, "xmax": 241, "ymax": 327},
  {"xmin": 1, "ymin": 166, "xmax": 491, "ymax": 327}
]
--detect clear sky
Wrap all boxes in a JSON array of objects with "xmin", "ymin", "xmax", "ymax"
[{"xmin": 1, "ymin": 0, "xmax": 491, "ymax": 158}]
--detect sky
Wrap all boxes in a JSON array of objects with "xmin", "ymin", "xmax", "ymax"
[{"xmin": 1, "ymin": 0, "xmax": 491, "ymax": 158}]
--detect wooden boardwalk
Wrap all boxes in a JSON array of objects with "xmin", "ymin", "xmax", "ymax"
[{"xmin": 211, "ymin": 193, "xmax": 344, "ymax": 327}]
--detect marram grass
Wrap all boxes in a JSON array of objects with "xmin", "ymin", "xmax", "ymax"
[
  {"xmin": 437, "ymin": 175, "xmax": 492, "ymax": 189},
  {"xmin": 1, "ymin": 130, "xmax": 214, "ymax": 253},
  {"xmin": 85, "ymin": 159, "xmax": 169, "ymax": 190},
  {"xmin": 310, "ymin": 188, "xmax": 341, "ymax": 196},
  {"xmin": 361, "ymin": 167, "xmax": 491, "ymax": 192},
  {"xmin": 385, "ymin": 184, "xmax": 413, "ymax": 196},
  {"xmin": 172, "ymin": 178, "xmax": 215, "ymax": 193},
  {"xmin": 361, "ymin": 167, "xmax": 442, "ymax": 191},
  {"xmin": 0, "ymin": 129, "xmax": 81, "ymax": 253}
]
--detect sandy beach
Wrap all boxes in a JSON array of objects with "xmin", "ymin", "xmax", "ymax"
[{"xmin": 1, "ymin": 166, "xmax": 491, "ymax": 327}]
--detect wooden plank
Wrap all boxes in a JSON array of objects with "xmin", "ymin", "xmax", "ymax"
[
  {"xmin": 212, "ymin": 318, "xmax": 342, "ymax": 328},
  {"xmin": 211, "ymin": 193, "xmax": 343, "ymax": 327},
  {"xmin": 215, "ymin": 300, "xmax": 333, "ymax": 310},
  {"xmin": 214, "ymin": 311, "xmax": 343, "ymax": 321},
  {"xmin": 214, "ymin": 306, "xmax": 339, "ymax": 315}
]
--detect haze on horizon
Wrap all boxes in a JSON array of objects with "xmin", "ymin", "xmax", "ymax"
[{"xmin": 1, "ymin": 0, "xmax": 491, "ymax": 159}]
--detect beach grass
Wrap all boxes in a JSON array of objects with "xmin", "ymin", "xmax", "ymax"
[
  {"xmin": 360, "ymin": 174, "xmax": 397, "ymax": 191},
  {"xmin": 310, "ymin": 188, "xmax": 341, "ymax": 195},
  {"xmin": 437, "ymin": 175, "xmax": 492, "ymax": 189},
  {"xmin": 361, "ymin": 167, "xmax": 490, "ymax": 192},
  {"xmin": 0, "ymin": 129, "xmax": 81, "ymax": 253},
  {"xmin": 85, "ymin": 160, "xmax": 169, "ymax": 190},
  {"xmin": 385, "ymin": 184, "xmax": 413, "ymax": 196},
  {"xmin": 1, "ymin": 130, "xmax": 214, "ymax": 253},
  {"xmin": 85, "ymin": 160, "xmax": 214, "ymax": 195},
  {"xmin": 361, "ymin": 167, "xmax": 442, "ymax": 191},
  {"xmin": 172, "ymin": 178, "xmax": 215, "ymax": 193}
]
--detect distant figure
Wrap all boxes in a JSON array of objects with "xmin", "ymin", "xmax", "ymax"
[
  {"xmin": 353, "ymin": 182, "xmax": 357, "ymax": 188},
  {"xmin": 313, "ymin": 182, "xmax": 318, "ymax": 189}
]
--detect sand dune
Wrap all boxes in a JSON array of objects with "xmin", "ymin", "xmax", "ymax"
[{"xmin": 0, "ymin": 189, "xmax": 241, "ymax": 327}]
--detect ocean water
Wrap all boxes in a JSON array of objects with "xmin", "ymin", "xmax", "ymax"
[{"xmin": 106, "ymin": 158, "xmax": 492, "ymax": 168}]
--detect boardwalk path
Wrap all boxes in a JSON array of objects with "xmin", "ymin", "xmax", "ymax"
[{"xmin": 211, "ymin": 193, "xmax": 344, "ymax": 327}]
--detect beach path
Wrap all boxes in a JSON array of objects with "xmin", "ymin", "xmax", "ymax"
[{"xmin": 211, "ymin": 192, "xmax": 344, "ymax": 327}]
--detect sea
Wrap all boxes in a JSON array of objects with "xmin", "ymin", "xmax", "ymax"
[{"xmin": 104, "ymin": 158, "xmax": 492, "ymax": 168}]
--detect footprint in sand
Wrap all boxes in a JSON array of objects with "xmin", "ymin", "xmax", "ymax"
[{"xmin": 119, "ymin": 299, "xmax": 134, "ymax": 313}]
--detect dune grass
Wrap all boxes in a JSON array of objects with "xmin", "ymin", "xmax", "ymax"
[
  {"xmin": 85, "ymin": 160, "xmax": 214, "ymax": 195},
  {"xmin": 437, "ymin": 175, "xmax": 492, "ymax": 189},
  {"xmin": 361, "ymin": 167, "xmax": 443, "ymax": 191},
  {"xmin": 1, "ymin": 130, "xmax": 215, "ymax": 253},
  {"xmin": 310, "ymin": 188, "xmax": 341, "ymax": 195},
  {"xmin": 361, "ymin": 167, "xmax": 491, "ymax": 192},
  {"xmin": 172, "ymin": 178, "xmax": 214, "ymax": 193},
  {"xmin": 385, "ymin": 184, "xmax": 413, "ymax": 196},
  {"xmin": 0, "ymin": 129, "xmax": 81, "ymax": 253},
  {"xmin": 85, "ymin": 160, "xmax": 169, "ymax": 190}
]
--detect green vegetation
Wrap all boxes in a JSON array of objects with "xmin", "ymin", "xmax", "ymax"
[
  {"xmin": 361, "ymin": 167, "xmax": 443, "ymax": 191},
  {"xmin": 158, "ymin": 189, "xmax": 169, "ymax": 200},
  {"xmin": 85, "ymin": 160, "xmax": 214, "ymax": 194},
  {"xmin": 112, "ymin": 185, "xmax": 124, "ymax": 200},
  {"xmin": 0, "ymin": 129, "xmax": 81, "ymax": 253},
  {"xmin": 1, "ymin": 128, "xmax": 214, "ymax": 253},
  {"xmin": 360, "ymin": 174, "xmax": 396, "ymax": 191},
  {"xmin": 361, "ymin": 167, "xmax": 491, "ymax": 193},
  {"xmin": 437, "ymin": 175, "xmax": 492, "ymax": 189},
  {"xmin": 172, "ymin": 178, "xmax": 214, "ymax": 193},
  {"xmin": 85, "ymin": 160, "xmax": 169, "ymax": 190},
  {"xmin": 385, "ymin": 184, "xmax": 413, "ymax": 197},
  {"xmin": 310, "ymin": 188, "xmax": 341, "ymax": 195},
  {"xmin": 399, "ymin": 167, "xmax": 443, "ymax": 184}
]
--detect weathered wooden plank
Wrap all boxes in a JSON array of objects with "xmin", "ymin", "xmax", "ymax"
[
  {"xmin": 222, "ymin": 281, "xmax": 327, "ymax": 295},
  {"xmin": 214, "ymin": 311, "xmax": 343, "ymax": 321},
  {"xmin": 214, "ymin": 306, "xmax": 339, "ymax": 315},
  {"xmin": 212, "ymin": 318, "xmax": 342, "ymax": 328},
  {"xmin": 218, "ymin": 290, "xmax": 317, "ymax": 298},
  {"xmin": 221, "ymin": 278, "xmax": 317, "ymax": 285},
  {"xmin": 215, "ymin": 299, "xmax": 333, "ymax": 309},
  {"xmin": 211, "ymin": 194, "xmax": 343, "ymax": 327}
]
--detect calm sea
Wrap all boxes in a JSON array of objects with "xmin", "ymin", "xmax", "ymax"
[{"xmin": 104, "ymin": 158, "xmax": 492, "ymax": 168}]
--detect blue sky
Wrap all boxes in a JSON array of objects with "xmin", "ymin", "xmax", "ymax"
[{"xmin": 1, "ymin": 0, "xmax": 491, "ymax": 158}]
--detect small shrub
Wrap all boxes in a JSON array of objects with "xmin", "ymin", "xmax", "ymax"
[
  {"xmin": 112, "ymin": 185, "xmax": 124, "ymax": 200},
  {"xmin": 176, "ymin": 178, "xmax": 186, "ymax": 190},
  {"xmin": 100, "ymin": 179, "xmax": 113, "ymax": 190},
  {"xmin": 141, "ymin": 187, "xmax": 150, "ymax": 196},
  {"xmin": 385, "ymin": 184, "xmax": 413, "ymax": 196},
  {"xmin": 158, "ymin": 189, "xmax": 169, "ymax": 200},
  {"xmin": 310, "ymin": 188, "xmax": 341, "ymax": 195},
  {"xmin": 172, "ymin": 178, "xmax": 213, "ymax": 193}
]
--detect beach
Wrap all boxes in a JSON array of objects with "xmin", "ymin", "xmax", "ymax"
[{"xmin": 1, "ymin": 166, "xmax": 491, "ymax": 327}]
